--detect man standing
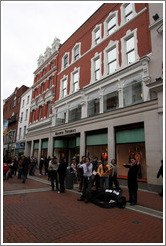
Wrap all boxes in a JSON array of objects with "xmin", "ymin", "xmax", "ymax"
[
  {"xmin": 77, "ymin": 157, "xmax": 93, "ymax": 203},
  {"xmin": 123, "ymin": 158, "xmax": 140, "ymax": 205},
  {"xmin": 48, "ymin": 156, "xmax": 60, "ymax": 192}
]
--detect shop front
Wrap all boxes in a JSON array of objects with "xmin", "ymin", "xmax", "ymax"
[
  {"xmin": 41, "ymin": 139, "xmax": 48, "ymax": 158},
  {"xmin": 115, "ymin": 123, "xmax": 147, "ymax": 182},
  {"xmin": 33, "ymin": 141, "xmax": 39, "ymax": 159},
  {"xmin": 53, "ymin": 134, "xmax": 80, "ymax": 165},
  {"xmin": 85, "ymin": 129, "xmax": 108, "ymax": 161}
]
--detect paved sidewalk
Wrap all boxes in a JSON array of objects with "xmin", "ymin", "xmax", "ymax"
[{"xmin": 3, "ymin": 174, "xmax": 163, "ymax": 244}]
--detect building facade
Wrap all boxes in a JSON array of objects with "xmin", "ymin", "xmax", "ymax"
[
  {"xmin": 25, "ymin": 3, "xmax": 163, "ymax": 188},
  {"xmin": 3, "ymin": 85, "xmax": 29, "ymax": 158},
  {"xmin": 15, "ymin": 88, "xmax": 32, "ymax": 157}
]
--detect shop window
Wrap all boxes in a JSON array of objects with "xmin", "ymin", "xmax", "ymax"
[
  {"xmin": 56, "ymin": 107, "xmax": 66, "ymax": 126},
  {"xmin": 103, "ymin": 83, "xmax": 119, "ymax": 112},
  {"xmin": 123, "ymin": 75, "xmax": 143, "ymax": 107}
]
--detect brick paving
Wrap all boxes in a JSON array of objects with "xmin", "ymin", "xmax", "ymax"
[{"xmin": 3, "ymin": 174, "xmax": 163, "ymax": 244}]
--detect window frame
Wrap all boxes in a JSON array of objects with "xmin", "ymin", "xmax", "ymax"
[
  {"xmin": 60, "ymin": 76, "xmax": 68, "ymax": 99},
  {"xmin": 104, "ymin": 11, "xmax": 119, "ymax": 38},
  {"xmin": 104, "ymin": 40, "xmax": 119, "ymax": 76},
  {"xmin": 120, "ymin": 3, "xmax": 136, "ymax": 26},
  {"xmin": 70, "ymin": 68, "xmax": 80, "ymax": 94},
  {"xmin": 92, "ymin": 24, "xmax": 102, "ymax": 48},
  {"xmin": 91, "ymin": 52, "xmax": 102, "ymax": 83}
]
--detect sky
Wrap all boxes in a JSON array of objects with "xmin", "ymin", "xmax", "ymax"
[{"xmin": 1, "ymin": 1, "xmax": 103, "ymax": 100}]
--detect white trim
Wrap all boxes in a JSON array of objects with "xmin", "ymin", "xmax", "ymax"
[
  {"xmin": 70, "ymin": 67, "xmax": 80, "ymax": 94},
  {"xmin": 91, "ymin": 24, "xmax": 102, "ymax": 48},
  {"xmin": 61, "ymin": 52, "xmax": 70, "ymax": 71},
  {"xmin": 60, "ymin": 75, "xmax": 68, "ymax": 99},
  {"xmin": 90, "ymin": 52, "xmax": 102, "ymax": 84},
  {"xmin": 71, "ymin": 43, "xmax": 81, "ymax": 63},
  {"xmin": 104, "ymin": 10, "xmax": 119, "ymax": 39},
  {"xmin": 120, "ymin": 3, "xmax": 136, "ymax": 26}
]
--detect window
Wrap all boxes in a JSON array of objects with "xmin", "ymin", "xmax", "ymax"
[
  {"xmin": 17, "ymin": 97, "xmax": 20, "ymax": 104},
  {"xmin": 91, "ymin": 53, "xmax": 102, "ymax": 83},
  {"xmin": 92, "ymin": 24, "xmax": 102, "ymax": 47},
  {"xmin": 103, "ymin": 84, "xmax": 119, "ymax": 112},
  {"xmin": 121, "ymin": 29, "xmax": 139, "ymax": 67},
  {"xmin": 47, "ymin": 101, "xmax": 51, "ymax": 117},
  {"xmin": 19, "ymin": 128, "xmax": 21, "ymax": 140},
  {"xmin": 62, "ymin": 79, "xmax": 67, "ymax": 98},
  {"xmin": 126, "ymin": 36, "xmax": 135, "ymax": 64},
  {"xmin": 74, "ymin": 46, "xmax": 79, "ymax": 61},
  {"xmin": 69, "ymin": 105, "xmax": 81, "ymax": 122},
  {"xmin": 107, "ymin": 47, "xmax": 117, "ymax": 74},
  {"xmin": 56, "ymin": 106, "xmax": 66, "ymax": 126},
  {"xmin": 95, "ymin": 28, "xmax": 100, "ymax": 45},
  {"xmin": 22, "ymin": 100, "xmax": 25, "ymax": 108},
  {"xmin": 27, "ymin": 96, "xmax": 30, "ymax": 104},
  {"xmin": 121, "ymin": 3, "xmax": 136, "ymax": 25},
  {"xmin": 123, "ymin": 75, "xmax": 143, "ymax": 107},
  {"xmin": 23, "ymin": 126, "xmax": 26, "ymax": 138},
  {"xmin": 32, "ymin": 110, "xmax": 35, "ymax": 122},
  {"xmin": 35, "ymin": 88, "xmax": 37, "ymax": 97},
  {"xmin": 25, "ymin": 109, "xmax": 28, "ymax": 121},
  {"xmin": 13, "ymin": 97, "xmax": 16, "ymax": 107},
  {"xmin": 49, "ymin": 77, "xmax": 53, "ymax": 88},
  {"xmin": 50, "ymin": 61, "xmax": 54, "ymax": 69},
  {"xmin": 88, "ymin": 98, "xmax": 100, "ymax": 117},
  {"xmin": 39, "ymin": 106, "xmax": 42, "ymax": 120},
  {"xmin": 107, "ymin": 16, "xmax": 117, "ymax": 35},
  {"xmin": 43, "ymin": 68, "xmax": 46, "ymax": 76},
  {"xmin": 124, "ymin": 3, "xmax": 133, "ymax": 22},
  {"xmin": 70, "ymin": 70, "xmax": 80, "ymax": 93},
  {"xmin": 94, "ymin": 58, "xmax": 100, "ymax": 81},
  {"xmin": 64, "ymin": 55, "xmax": 68, "ymax": 69},
  {"xmin": 41, "ymin": 83, "xmax": 44, "ymax": 93},
  {"xmin": 20, "ymin": 112, "xmax": 23, "ymax": 123}
]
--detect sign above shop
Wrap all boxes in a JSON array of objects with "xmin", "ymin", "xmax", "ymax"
[{"xmin": 55, "ymin": 129, "xmax": 76, "ymax": 136}]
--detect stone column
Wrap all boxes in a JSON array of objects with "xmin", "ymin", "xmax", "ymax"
[
  {"xmin": 108, "ymin": 126, "xmax": 115, "ymax": 164},
  {"xmin": 80, "ymin": 131, "xmax": 86, "ymax": 162},
  {"xmin": 48, "ymin": 135, "xmax": 53, "ymax": 158},
  {"xmin": 99, "ymin": 89, "xmax": 104, "ymax": 114},
  {"xmin": 38, "ymin": 139, "xmax": 42, "ymax": 165}
]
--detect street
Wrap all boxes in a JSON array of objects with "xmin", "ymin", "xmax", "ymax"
[{"xmin": 3, "ymin": 174, "xmax": 163, "ymax": 244}]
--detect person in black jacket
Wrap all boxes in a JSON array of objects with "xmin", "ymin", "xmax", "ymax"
[
  {"xmin": 157, "ymin": 160, "xmax": 163, "ymax": 196},
  {"xmin": 22, "ymin": 156, "xmax": 29, "ymax": 183},
  {"xmin": 123, "ymin": 158, "xmax": 140, "ymax": 205},
  {"xmin": 58, "ymin": 158, "xmax": 67, "ymax": 193}
]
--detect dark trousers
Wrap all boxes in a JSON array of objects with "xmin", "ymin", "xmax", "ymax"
[
  {"xmin": 81, "ymin": 176, "xmax": 92, "ymax": 201},
  {"xmin": 59, "ymin": 175, "xmax": 65, "ymax": 193},
  {"xmin": 129, "ymin": 188, "xmax": 137, "ymax": 204},
  {"xmin": 109, "ymin": 175, "xmax": 120, "ymax": 190},
  {"xmin": 50, "ymin": 171, "xmax": 59, "ymax": 191}
]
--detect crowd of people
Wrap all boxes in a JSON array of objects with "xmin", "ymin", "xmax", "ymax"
[{"xmin": 3, "ymin": 154, "xmax": 163, "ymax": 205}]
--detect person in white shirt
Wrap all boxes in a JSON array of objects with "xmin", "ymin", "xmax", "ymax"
[{"xmin": 77, "ymin": 157, "xmax": 93, "ymax": 203}]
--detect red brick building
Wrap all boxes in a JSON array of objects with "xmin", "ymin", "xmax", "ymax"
[
  {"xmin": 26, "ymin": 3, "xmax": 163, "ymax": 189},
  {"xmin": 3, "ymin": 85, "xmax": 29, "ymax": 157}
]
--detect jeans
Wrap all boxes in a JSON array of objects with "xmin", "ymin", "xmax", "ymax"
[
  {"xmin": 100, "ymin": 177, "xmax": 109, "ymax": 191},
  {"xmin": 81, "ymin": 176, "xmax": 92, "ymax": 201}
]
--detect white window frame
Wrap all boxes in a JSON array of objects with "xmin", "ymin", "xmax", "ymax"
[
  {"xmin": 70, "ymin": 67, "xmax": 80, "ymax": 94},
  {"xmin": 23, "ymin": 126, "xmax": 26, "ymax": 139},
  {"xmin": 60, "ymin": 75, "xmax": 68, "ymax": 99},
  {"xmin": 104, "ymin": 40, "xmax": 119, "ymax": 76},
  {"xmin": 49, "ymin": 76, "xmax": 53, "ymax": 88},
  {"xmin": 62, "ymin": 52, "xmax": 69, "ymax": 70},
  {"xmin": 121, "ymin": 29, "xmax": 139, "ymax": 68},
  {"xmin": 20, "ymin": 112, "xmax": 23, "ymax": 123},
  {"xmin": 27, "ymin": 96, "xmax": 30, "ymax": 104},
  {"xmin": 104, "ymin": 11, "xmax": 119, "ymax": 38},
  {"xmin": 18, "ymin": 128, "xmax": 22, "ymax": 140},
  {"xmin": 22, "ymin": 99, "xmax": 25, "ymax": 108},
  {"xmin": 72, "ymin": 43, "xmax": 81, "ymax": 63},
  {"xmin": 91, "ymin": 24, "xmax": 102, "ymax": 48},
  {"xmin": 120, "ymin": 3, "xmax": 136, "ymax": 26},
  {"xmin": 91, "ymin": 52, "xmax": 102, "ymax": 83}
]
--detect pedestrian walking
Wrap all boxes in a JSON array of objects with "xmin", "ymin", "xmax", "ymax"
[
  {"xmin": 48, "ymin": 156, "xmax": 60, "ymax": 192},
  {"xmin": 58, "ymin": 158, "xmax": 67, "ymax": 193},
  {"xmin": 44, "ymin": 157, "xmax": 49, "ymax": 176},
  {"xmin": 97, "ymin": 160, "xmax": 110, "ymax": 192},
  {"xmin": 77, "ymin": 157, "xmax": 93, "ymax": 203},
  {"xmin": 157, "ymin": 159, "xmax": 163, "ymax": 196},
  {"xmin": 77, "ymin": 156, "xmax": 86, "ymax": 192},
  {"xmin": 71, "ymin": 156, "xmax": 77, "ymax": 184},
  {"xmin": 123, "ymin": 157, "xmax": 140, "ymax": 205},
  {"xmin": 18, "ymin": 155, "xmax": 23, "ymax": 179},
  {"xmin": 39, "ymin": 156, "xmax": 44, "ymax": 175},
  {"xmin": 109, "ymin": 159, "xmax": 120, "ymax": 190},
  {"xmin": 22, "ymin": 156, "xmax": 29, "ymax": 183}
]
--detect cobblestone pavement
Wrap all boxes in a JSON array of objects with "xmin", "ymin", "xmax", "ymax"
[{"xmin": 3, "ymin": 174, "xmax": 163, "ymax": 244}]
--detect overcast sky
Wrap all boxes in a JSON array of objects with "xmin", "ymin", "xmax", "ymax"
[{"xmin": 1, "ymin": 1, "xmax": 103, "ymax": 100}]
